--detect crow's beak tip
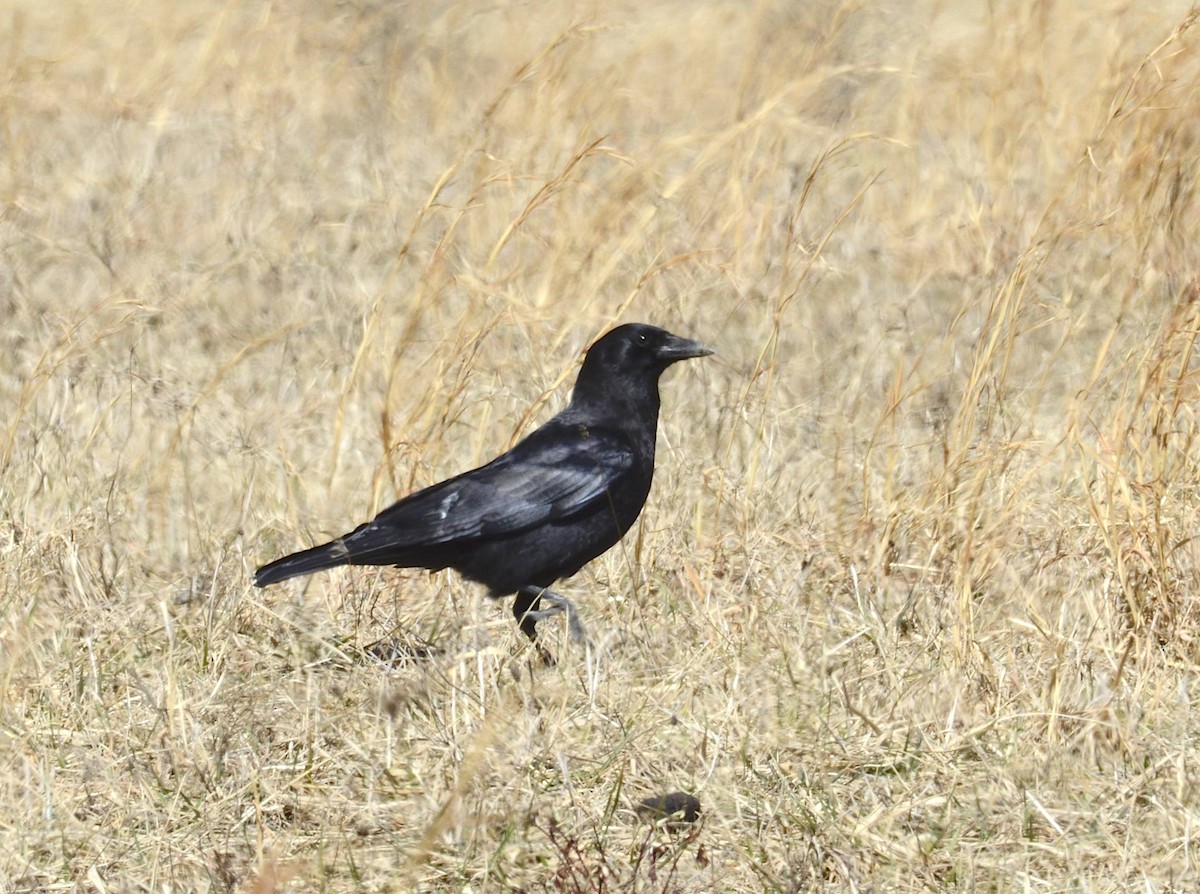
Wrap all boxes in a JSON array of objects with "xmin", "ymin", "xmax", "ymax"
[{"xmin": 658, "ymin": 336, "xmax": 715, "ymax": 362}]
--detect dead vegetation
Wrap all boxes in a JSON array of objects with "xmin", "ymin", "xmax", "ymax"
[{"xmin": 4, "ymin": 0, "xmax": 1200, "ymax": 890}]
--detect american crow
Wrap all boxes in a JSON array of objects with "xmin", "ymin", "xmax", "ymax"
[{"xmin": 253, "ymin": 323, "xmax": 712, "ymax": 660}]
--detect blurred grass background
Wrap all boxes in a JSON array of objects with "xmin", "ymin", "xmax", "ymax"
[{"xmin": 4, "ymin": 0, "xmax": 1200, "ymax": 890}]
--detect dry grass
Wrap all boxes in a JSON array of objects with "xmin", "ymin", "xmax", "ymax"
[{"xmin": 4, "ymin": 0, "xmax": 1200, "ymax": 890}]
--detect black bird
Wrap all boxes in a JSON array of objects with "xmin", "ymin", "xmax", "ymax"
[{"xmin": 253, "ymin": 323, "xmax": 713, "ymax": 660}]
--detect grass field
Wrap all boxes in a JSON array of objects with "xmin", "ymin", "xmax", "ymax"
[{"xmin": 4, "ymin": 0, "xmax": 1200, "ymax": 890}]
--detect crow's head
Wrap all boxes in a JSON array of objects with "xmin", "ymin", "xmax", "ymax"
[{"xmin": 583, "ymin": 323, "xmax": 714, "ymax": 379}]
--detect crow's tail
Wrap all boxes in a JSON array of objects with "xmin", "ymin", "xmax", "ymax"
[{"xmin": 253, "ymin": 539, "xmax": 350, "ymax": 587}]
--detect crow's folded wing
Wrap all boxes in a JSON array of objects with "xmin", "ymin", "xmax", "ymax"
[{"xmin": 340, "ymin": 423, "xmax": 636, "ymax": 559}]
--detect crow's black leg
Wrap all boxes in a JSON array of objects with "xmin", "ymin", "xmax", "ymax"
[
  {"xmin": 513, "ymin": 585, "xmax": 589, "ymax": 663},
  {"xmin": 512, "ymin": 587, "xmax": 555, "ymax": 665},
  {"xmin": 516, "ymin": 585, "xmax": 587, "ymax": 643},
  {"xmin": 512, "ymin": 588, "xmax": 543, "ymax": 642}
]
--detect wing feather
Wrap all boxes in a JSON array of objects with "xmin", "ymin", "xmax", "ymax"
[{"xmin": 341, "ymin": 423, "xmax": 634, "ymax": 558}]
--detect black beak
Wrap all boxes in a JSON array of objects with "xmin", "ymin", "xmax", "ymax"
[{"xmin": 655, "ymin": 333, "xmax": 715, "ymax": 363}]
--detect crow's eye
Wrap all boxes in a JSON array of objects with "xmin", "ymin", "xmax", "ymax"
[{"xmin": 637, "ymin": 333, "xmax": 648, "ymax": 343}]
